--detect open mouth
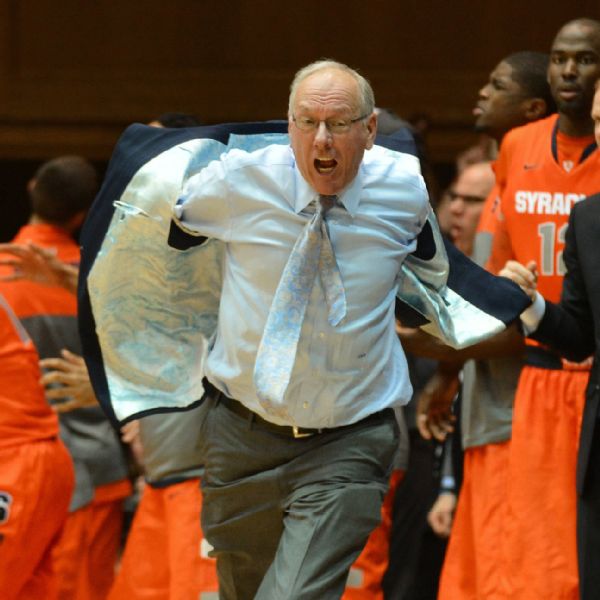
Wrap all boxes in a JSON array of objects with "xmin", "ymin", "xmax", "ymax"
[{"xmin": 315, "ymin": 158, "xmax": 337, "ymax": 174}]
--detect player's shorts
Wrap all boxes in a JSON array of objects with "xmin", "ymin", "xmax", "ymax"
[
  {"xmin": 108, "ymin": 478, "xmax": 219, "ymax": 600},
  {"xmin": 501, "ymin": 364, "xmax": 587, "ymax": 599},
  {"xmin": 53, "ymin": 479, "xmax": 132, "ymax": 600},
  {"xmin": 438, "ymin": 440, "xmax": 510, "ymax": 600},
  {"xmin": 0, "ymin": 438, "xmax": 74, "ymax": 600}
]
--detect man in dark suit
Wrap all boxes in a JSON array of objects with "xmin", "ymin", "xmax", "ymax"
[{"xmin": 500, "ymin": 80, "xmax": 600, "ymax": 600}]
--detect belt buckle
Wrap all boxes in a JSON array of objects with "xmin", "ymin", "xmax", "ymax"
[{"xmin": 292, "ymin": 426, "xmax": 314, "ymax": 439}]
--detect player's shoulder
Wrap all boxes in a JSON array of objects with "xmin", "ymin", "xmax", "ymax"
[{"xmin": 503, "ymin": 114, "xmax": 557, "ymax": 148}]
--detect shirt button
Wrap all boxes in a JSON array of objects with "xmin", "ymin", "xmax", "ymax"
[
  {"xmin": 319, "ymin": 332, "xmax": 325, "ymax": 339},
  {"xmin": 303, "ymin": 402, "xmax": 309, "ymax": 409}
]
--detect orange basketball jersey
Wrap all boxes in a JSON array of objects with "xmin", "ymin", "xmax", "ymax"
[
  {"xmin": 488, "ymin": 115, "xmax": 600, "ymax": 302},
  {"xmin": 476, "ymin": 181, "xmax": 501, "ymax": 237},
  {"xmin": 0, "ymin": 224, "xmax": 79, "ymax": 320},
  {"xmin": 0, "ymin": 295, "xmax": 59, "ymax": 446}
]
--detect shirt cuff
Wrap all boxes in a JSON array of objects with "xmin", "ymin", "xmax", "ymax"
[
  {"xmin": 520, "ymin": 292, "xmax": 546, "ymax": 335},
  {"xmin": 440, "ymin": 475, "xmax": 456, "ymax": 493}
]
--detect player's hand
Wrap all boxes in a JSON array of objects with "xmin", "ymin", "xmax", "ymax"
[
  {"xmin": 499, "ymin": 260, "xmax": 538, "ymax": 301},
  {"xmin": 0, "ymin": 242, "xmax": 60, "ymax": 283},
  {"xmin": 0, "ymin": 242, "xmax": 78, "ymax": 293},
  {"xmin": 40, "ymin": 349, "xmax": 98, "ymax": 412},
  {"xmin": 427, "ymin": 492, "xmax": 457, "ymax": 538},
  {"xmin": 416, "ymin": 370, "xmax": 459, "ymax": 441},
  {"xmin": 121, "ymin": 420, "xmax": 144, "ymax": 467},
  {"xmin": 120, "ymin": 420, "xmax": 140, "ymax": 444}
]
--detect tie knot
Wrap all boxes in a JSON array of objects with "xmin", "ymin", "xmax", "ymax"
[{"xmin": 318, "ymin": 195, "xmax": 336, "ymax": 214}]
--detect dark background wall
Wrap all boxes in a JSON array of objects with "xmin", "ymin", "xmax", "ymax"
[{"xmin": 1, "ymin": 1, "xmax": 599, "ymax": 239}]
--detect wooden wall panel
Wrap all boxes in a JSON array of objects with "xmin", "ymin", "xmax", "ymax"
[{"xmin": 0, "ymin": 1, "xmax": 599, "ymax": 160}]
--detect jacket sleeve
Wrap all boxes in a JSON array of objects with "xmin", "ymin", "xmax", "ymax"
[
  {"xmin": 79, "ymin": 123, "xmax": 289, "ymax": 425},
  {"xmin": 396, "ymin": 207, "xmax": 530, "ymax": 348}
]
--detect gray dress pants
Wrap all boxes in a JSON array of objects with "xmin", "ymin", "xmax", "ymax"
[{"xmin": 198, "ymin": 394, "xmax": 399, "ymax": 600}]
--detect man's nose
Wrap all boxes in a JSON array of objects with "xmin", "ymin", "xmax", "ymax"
[
  {"xmin": 314, "ymin": 121, "xmax": 333, "ymax": 145},
  {"xmin": 562, "ymin": 58, "xmax": 578, "ymax": 78},
  {"xmin": 478, "ymin": 83, "xmax": 490, "ymax": 99},
  {"xmin": 449, "ymin": 196, "xmax": 465, "ymax": 214}
]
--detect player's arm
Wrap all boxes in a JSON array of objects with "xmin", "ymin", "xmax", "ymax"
[
  {"xmin": 414, "ymin": 361, "xmax": 460, "ymax": 441},
  {"xmin": 397, "ymin": 321, "xmax": 525, "ymax": 363}
]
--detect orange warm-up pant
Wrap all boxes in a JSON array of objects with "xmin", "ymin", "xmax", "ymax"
[
  {"xmin": 108, "ymin": 478, "xmax": 219, "ymax": 600},
  {"xmin": 342, "ymin": 468, "xmax": 404, "ymax": 600},
  {"xmin": 53, "ymin": 479, "xmax": 132, "ymax": 600},
  {"xmin": 438, "ymin": 440, "xmax": 510, "ymax": 600},
  {"xmin": 110, "ymin": 469, "xmax": 402, "ymax": 600},
  {"xmin": 0, "ymin": 438, "xmax": 74, "ymax": 600},
  {"xmin": 501, "ymin": 366, "xmax": 587, "ymax": 600}
]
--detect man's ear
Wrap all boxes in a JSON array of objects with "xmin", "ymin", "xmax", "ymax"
[
  {"xmin": 66, "ymin": 210, "xmax": 86, "ymax": 232},
  {"xmin": 524, "ymin": 98, "xmax": 549, "ymax": 122},
  {"xmin": 365, "ymin": 113, "xmax": 378, "ymax": 150}
]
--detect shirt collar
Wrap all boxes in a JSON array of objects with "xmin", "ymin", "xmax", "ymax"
[{"xmin": 290, "ymin": 149, "xmax": 363, "ymax": 217}]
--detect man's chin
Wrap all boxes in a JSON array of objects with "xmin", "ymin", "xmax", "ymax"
[
  {"xmin": 556, "ymin": 97, "xmax": 590, "ymax": 119},
  {"xmin": 311, "ymin": 176, "xmax": 341, "ymax": 196}
]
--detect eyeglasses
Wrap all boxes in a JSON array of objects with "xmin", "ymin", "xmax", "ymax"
[
  {"xmin": 292, "ymin": 114, "xmax": 369, "ymax": 135},
  {"xmin": 448, "ymin": 190, "xmax": 487, "ymax": 204}
]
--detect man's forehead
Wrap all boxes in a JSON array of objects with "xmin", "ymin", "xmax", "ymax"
[
  {"xmin": 456, "ymin": 164, "xmax": 494, "ymax": 190},
  {"xmin": 552, "ymin": 25, "xmax": 600, "ymax": 53},
  {"xmin": 296, "ymin": 70, "xmax": 358, "ymax": 96},
  {"xmin": 490, "ymin": 62, "xmax": 521, "ymax": 89},
  {"xmin": 492, "ymin": 61, "xmax": 513, "ymax": 77},
  {"xmin": 455, "ymin": 178, "xmax": 491, "ymax": 196},
  {"xmin": 295, "ymin": 97, "xmax": 355, "ymax": 113},
  {"xmin": 293, "ymin": 77, "xmax": 360, "ymax": 113}
]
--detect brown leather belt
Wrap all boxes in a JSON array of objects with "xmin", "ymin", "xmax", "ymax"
[
  {"xmin": 210, "ymin": 385, "xmax": 392, "ymax": 439},
  {"xmin": 215, "ymin": 391, "xmax": 323, "ymax": 438}
]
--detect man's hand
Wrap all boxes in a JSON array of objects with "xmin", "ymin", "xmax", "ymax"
[
  {"xmin": 499, "ymin": 259, "xmax": 538, "ymax": 301},
  {"xmin": 0, "ymin": 242, "xmax": 78, "ymax": 293},
  {"xmin": 416, "ymin": 367, "xmax": 459, "ymax": 441},
  {"xmin": 39, "ymin": 349, "xmax": 97, "ymax": 413},
  {"xmin": 427, "ymin": 492, "xmax": 457, "ymax": 538},
  {"xmin": 121, "ymin": 420, "xmax": 144, "ymax": 467}
]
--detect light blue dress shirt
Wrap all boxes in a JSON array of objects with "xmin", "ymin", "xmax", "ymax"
[{"xmin": 175, "ymin": 143, "xmax": 429, "ymax": 428}]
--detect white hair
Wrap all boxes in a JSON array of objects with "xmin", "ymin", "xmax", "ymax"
[{"xmin": 288, "ymin": 59, "xmax": 375, "ymax": 116}]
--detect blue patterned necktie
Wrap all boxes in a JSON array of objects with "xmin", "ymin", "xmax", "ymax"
[{"xmin": 253, "ymin": 195, "xmax": 347, "ymax": 417}]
